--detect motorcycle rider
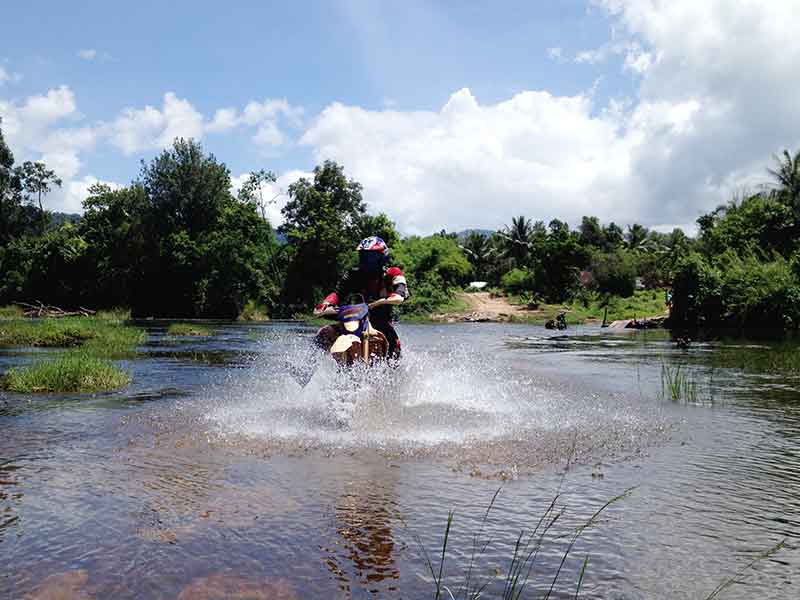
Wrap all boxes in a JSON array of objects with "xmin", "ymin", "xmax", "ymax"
[{"xmin": 313, "ymin": 236, "xmax": 408, "ymax": 359}]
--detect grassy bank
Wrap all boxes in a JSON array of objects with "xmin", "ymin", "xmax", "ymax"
[
  {"xmin": 508, "ymin": 289, "xmax": 668, "ymax": 324},
  {"xmin": 0, "ymin": 317, "xmax": 145, "ymax": 357},
  {"xmin": 0, "ymin": 311, "xmax": 143, "ymax": 393},
  {"xmin": 167, "ymin": 322, "xmax": 213, "ymax": 336},
  {"xmin": 1, "ymin": 353, "xmax": 131, "ymax": 393}
]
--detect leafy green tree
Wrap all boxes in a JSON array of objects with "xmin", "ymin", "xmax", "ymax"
[
  {"xmin": 0, "ymin": 120, "xmax": 39, "ymax": 246},
  {"xmin": 18, "ymin": 160, "xmax": 62, "ymax": 231},
  {"xmin": 603, "ymin": 222, "xmax": 624, "ymax": 249},
  {"xmin": 279, "ymin": 160, "xmax": 367, "ymax": 309},
  {"xmin": 356, "ymin": 212, "xmax": 400, "ymax": 249},
  {"xmin": 579, "ymin": 216, "xmax": 605, "ymax": 248},
  {"xmin": 80, "ymin": 183, "xmax": 149, "ymax": 307},
  {"xmin": 590, "ymin": 250, "xmax": 637, "ymax": 298}
]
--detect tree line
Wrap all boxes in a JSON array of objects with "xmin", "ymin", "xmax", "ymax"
[{"xmin": 2, "ymin": 116, "xmax": 799, "ymax": 333}]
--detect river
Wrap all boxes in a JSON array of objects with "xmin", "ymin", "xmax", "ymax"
[{"xmin": 1, "ymin": 322, "xmax": 798, "ymax": 598}]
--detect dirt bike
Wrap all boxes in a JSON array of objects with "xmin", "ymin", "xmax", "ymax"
[{"xmin": 318, "ymin": 295, "xmax": 397, "ymax": 367}]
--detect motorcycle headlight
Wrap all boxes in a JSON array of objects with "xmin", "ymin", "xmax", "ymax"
[{"xmin": 343, "ymin": 320, "xmax": 359, "ymax": 332}]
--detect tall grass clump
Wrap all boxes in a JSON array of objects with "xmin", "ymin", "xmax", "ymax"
[
  {"xmin": 418, "ymin": 488, "xmax": 634, "ymax": 600},
  {"xmin": 238, "ymin": 300, "xmax": 269, "ymax": 321},
  {"xmin": 660, "ymin": 363, "xmax": 698, "ymax": 402},
  {"xmin": 167, "ymin": 322, "xmax": 213, "ymax": 336},
  {"xmin": 0, "ymin": 352, "xmax": 131, "ymax": 393}
]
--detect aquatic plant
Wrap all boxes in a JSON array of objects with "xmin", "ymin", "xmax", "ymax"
[
  {"xmin": 660, "ymin": 363, "xmax": 698, "ymax": 402},
  {"xmin": 418, "ymin": 488, "xmax": 634, "ymax": 600},
  {"xmin": 167, "ymin": 322, "xmax": 214, "ymax": 336},
  {"xmin": 0, "ymin": 305, "xmax": 25, "ymax": 319},
  {"xmin": 1, "ymin": 352, "xmax": 131, "ymax": 393}
]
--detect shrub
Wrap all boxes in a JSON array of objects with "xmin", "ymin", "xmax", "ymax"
[{"xmin": 500, "ymin": 268, "xmax": 536, "ymax": 295}]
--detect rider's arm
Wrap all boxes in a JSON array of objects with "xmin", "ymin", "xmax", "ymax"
[
  {"xmin": 313, "ymin": 269, "xmax": 357, "ymax": 315},
  {"xmin": 376, "ymin": 267, "xmax": 407, "ymax": 305}
]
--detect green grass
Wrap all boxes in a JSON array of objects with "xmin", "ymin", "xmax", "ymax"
[
  {"xmin": 507, "ymin": 289, "xmax": 669, "ymax": 325},
  {"xmin": 167, "ymin": 322, "xmax": 213, "ymax": 336},
  {"xmin": 0, "ymin": 317, "xmax": 145, "ymax": 357},
  {"xmin": 238, "ymin": 300, "xmax": 270, "ymax": 321},
  {"xmin": 660, "ymin": 363, "xmax": 698, "ymax": 402},
  {"xmin": 0, "ymin": 352, "xmax": 131, "ymax": 393},
  {"xmin": 0, "ymin": 305, "xmax": 25, "ymax": 319}
]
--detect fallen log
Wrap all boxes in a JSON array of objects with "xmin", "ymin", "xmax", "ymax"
[{"xmin": 14, "ymin": 301, "xmax": 96, "ymax": 318}]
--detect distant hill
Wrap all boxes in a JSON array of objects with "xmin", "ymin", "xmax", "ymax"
[{"xmin": 455, "ymin": 228, "xmax": 495, "ymax": 240}]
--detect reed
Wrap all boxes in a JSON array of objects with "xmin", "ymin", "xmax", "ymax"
[
  {"xmin": 1, "ymin": 352, "xmax": 131, "ymax": 393},
  {"xmin": 660, "ymin": 363, "xmax": 698, "ymax": 402},
  {"xmin": 418, "ymin": 488, "xmax": 634, "ymax": 600}
]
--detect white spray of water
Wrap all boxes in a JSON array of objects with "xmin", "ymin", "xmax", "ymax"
[{"xmin": 200, "ymin": 329, "xmax": 580, "ymax": 450}]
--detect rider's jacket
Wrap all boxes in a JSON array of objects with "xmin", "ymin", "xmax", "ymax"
[{"xmin": 320, "ymin": 266, "xmax": 408, "ymax": 323}]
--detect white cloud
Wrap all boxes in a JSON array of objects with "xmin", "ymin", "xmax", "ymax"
[
  {"xmin": 0, "ymin": 86, "xmax": 96, "ymax": 181},
  {"xmin": 204, "ymin": 99, "xmax": 304, "ymax": 148},
  {"xmin": 0, "ymin": 66, "xmax": 21, "ymax": 86},
  {"xmin": 546, "ymin": 47, "xmax": 563, "ymax": 61},
  {"xmin": 299, "ymin": 1, "xmax": 800, "ymax": 234},
  {"xmin": 77, "ymin": 49, "xmax": 112, "ymax": 62},
  {"xmin": 110, "ymin": 92, "xmax": 203, "ymax": 154}
]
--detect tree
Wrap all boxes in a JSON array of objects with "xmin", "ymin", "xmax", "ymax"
[
  {"xmin": 579, "ymin": 216, "xmax": 605, "ymax": 248},
  {"xmin": 768, "ymin": 148, "xmax": 800, "ymax": 215},
  {"xmin": 238, "ymin": 169, "xmax": 279, "ymax": 220},
  {"xmin": 18, "ymin": 160, "xmax": 62, "ymax": 231},
  {"xmin": 625, "ymin": 223, "xmax": 649, "ymax": 251},
  {"xmin": 590, "ymin": 250, "xmax": 637, "ymax": 298},
  {"xmin": 0, "ymin": 120, "xmax": 38, "ymax": 246},
  {"xmin": 500, "ymin": 215, "xmax": 534, "ymax": 267},
  {"xmin": 279, "ymin": 160, "xmax": 367, "ymax": 309},
  {"xmin": 603, "ymin": 222, "xmax": 624, "ymax": 249},
  {"xmin": 460, "ymin": 231, "xmax": 494, "ymax": 280}
]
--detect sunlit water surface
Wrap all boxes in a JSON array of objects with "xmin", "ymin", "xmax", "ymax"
[{"xmin": 1, "ymin": 322, "xmax": 799, "ymax": 599}]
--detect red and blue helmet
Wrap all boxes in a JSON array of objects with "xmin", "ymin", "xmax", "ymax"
[
  {"xmin": 357, "ymin": 236, "xmax": 389, "ymax": 256},
  {"xmin": 357, "ymin": 236, "xmax": 389, "ymax": 273}
]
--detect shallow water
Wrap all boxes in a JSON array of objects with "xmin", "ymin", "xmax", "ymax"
[{"xmin": 1, "ymin": 322, "xmax": 799, "ymax": 598}]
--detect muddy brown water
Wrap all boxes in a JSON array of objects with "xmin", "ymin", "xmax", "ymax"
[{"xmin": 1, "ymin": 322, "xmax": 799, "ymax": 598}]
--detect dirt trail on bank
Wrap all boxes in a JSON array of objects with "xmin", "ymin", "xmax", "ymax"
[{"xmin": 433, "ymin": 292, "xmax": 546, "ymax": 322}]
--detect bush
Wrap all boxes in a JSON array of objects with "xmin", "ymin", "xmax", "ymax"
[
  {"xmin": 590, "ymin": 251, "xmax": 636, "ymax": 297},
  {"xmin": 500, "ymin": 268, "xmax": 536, "ymax": 295}
]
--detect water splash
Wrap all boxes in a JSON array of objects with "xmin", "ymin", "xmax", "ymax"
[{"xmin": 199, "ymin": 329, "xmax": 665, "ymax": 464}]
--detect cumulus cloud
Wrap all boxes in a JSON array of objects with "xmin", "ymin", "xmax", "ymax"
[
  {"xmin": 206, "ymin": 99, "xmax": 303, "ymax": 148},
  {"xmin": 77, "ymin": 49, "xmax": 112, "ymax": 62},
  {"xmin": 110, "ymin": 92, "xmax": 204, "ymax": 154},
  {"xmin": 0, "ymin": 66, "xmax": 21, "ymax": 86},
  {"xmin": 0, "ymin": 86, "xmax": 97, "ymax": 181},
  {"xmin": 2, "ymin": 86, "xmax": 302, "ymax": 212},
  {"xmin": 300, "ymin": 1, "xmax": 800, "ymax": 234}
]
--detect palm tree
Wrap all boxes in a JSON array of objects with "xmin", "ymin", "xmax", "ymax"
[
  {"xmin": 768, "ymin": 149, "xmax": 800, "ymax": 214},
  {"xmin": 500, "ymin": 215, "xmax": 534, "ymax": 267},
  {"xmin": 460, "ymin": 231, "xmax": 494, "ymax": 280},
  {"xmin": 625, "ymin": 223, "xmax": 649, "ymax": 251}
]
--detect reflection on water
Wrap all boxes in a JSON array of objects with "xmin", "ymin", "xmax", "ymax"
[{"xmin": 1, "ymin": 322, "xmax": 800, "ymax": 598}]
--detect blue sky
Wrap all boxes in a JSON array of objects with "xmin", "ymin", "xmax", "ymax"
[{"xmin": 2, "ymin": 1, "xmax": 799, "ymax": 233}]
